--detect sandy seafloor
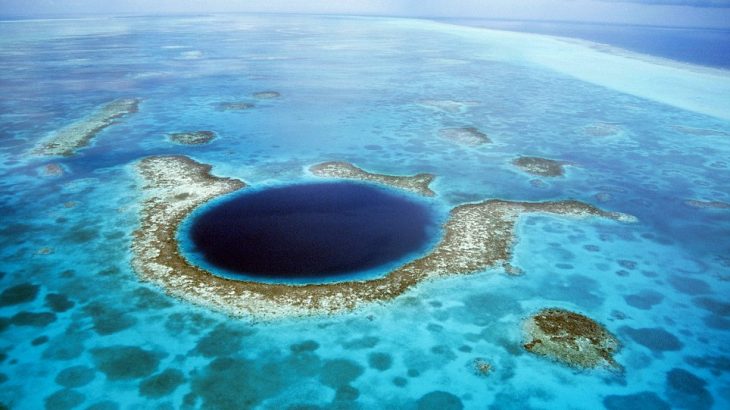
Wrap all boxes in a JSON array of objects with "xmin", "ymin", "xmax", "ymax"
[{"xmin": 1, "ymin": 14, "xmax": 729, "ymax": 410}]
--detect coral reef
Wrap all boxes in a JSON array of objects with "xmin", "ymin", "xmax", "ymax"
[
  {"xmin": 512, "ymin": 156, "xmax": 567, "ymax": 177},
  {"xmin": 583, "ymin": 122, "xmax": 622, "ymax": 137},
  {"xmin": 33, "ymin": 98, "xmax": 139, "ymax": 156},
  {"xmin": 168, "ymin": 131, "xmax": 216, "ymax": 145},
  {"xmin": 684, "ymin": 199, "xmax": 730, "ymax": 209},
  {"xmin": 418, "ymin": 99, "xmax": 478, "ymax": 114},
  {"xmin": 523, "ymin": 308, "xmax": 621, "ymax": 370},
  {"xmin": 439, "ymin": 127, "xmax": 491, "ymax": 146},
  {"xmin": 215, "ymin": 102, "xmax": 254, "ymax": 111},
  {"xmin": 309, "ymin": 161, "xmax": 435, "ymax": 197},
  {"xmin": 132, "ymin": 155, "xmax": 635, "ymax": 319}
]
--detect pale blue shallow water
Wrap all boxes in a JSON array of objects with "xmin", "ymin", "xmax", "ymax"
[{"xmin": 1, "ymin": 14, "xmax": 729, "ymax": 410}]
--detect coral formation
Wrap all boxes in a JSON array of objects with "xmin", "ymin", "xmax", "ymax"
[
  {"xmin": 215, "ymin": 102, "xmax": 254, "ymax": 111},
  {"xmin": 132, "ymin": 156, "xmax": 635, "ymax": 319},
  {"xmin": 684, "ymin": 199, "xmax": 730, "ymax": 209},
  {"xmin": 439, "ymin": 127, "xmax": 491, "ymax": 146},
  {"xmin": 418, "ymin": 99, "xmax": 478, "ymax": 114},
  {"xmin": 33, "ymin": 98, "xmax": 139, "ymax": 156},
  {"xmin": 168, "ymin": 130, "xmax": 216, "ymax": 145},
  {"xmin": 523, "ymin": 308, "xmax": 621, "ymax": 370},
  {"xmin": 309, "ymin": 161, "xmax": 435, "ymax": 196},
  {"xmin": 512, "ymin": 156, "xmax": 567, "ymax": 177}
]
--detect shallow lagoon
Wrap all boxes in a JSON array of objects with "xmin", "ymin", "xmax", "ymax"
[{"xmin": 0, "ymin": 14, "xmax": 729, "ymax": 409}]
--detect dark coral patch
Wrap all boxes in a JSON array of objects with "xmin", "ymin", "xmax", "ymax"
[
  {"xmin": 334, "ymin": 385, "xmax": 360, "ymax": 401},
  {"xmin": 624, "ymin": 290, "xmax": 664, "ymax": 310},
  {"xmin": 84, "ymin": 302, "xmax": 136, "ymax": 336},
  {"xmin": 91, "ymin": 345, "xmax": 161, "ymax": 381},
  {"xmin": 290, "ymin": 340, "xmax": 320, "ymax": 353},
  {"xmin": 0, "ymin": 283, "xmax": 40, "ymax": 306},
  {"xmin": 85, "ymin": 401, "xmax": 120, "ymax": 410},
  {"xmin": 320, "ymin": 359, "xmax": 364, "ymax": 388},
  {"xmin": 32, "ymin": 335, "xmax": 49, "ymax": 346},
  {"xmin": 416, "ymin": 391, "xmax": 463, "ymax": 410},
  {"xmin": 666, "ymin": 368, "xmax": 713, "ymax": 410},
  {"xmin": 668, "ymin": 276, "xmax": 710, "ymax": 295},
  {"xmin": 44, "ymin": 389, "xmax": 85, "ymax": 410},
  {"xmin": 190, "ymin": 357, "xmax": 286, "ymax": 409},
  {"xmin": 368, "ymin": 352, "xmax": 393, "ymax": 371},
  {"xmin": 55, "ymin": 365, "xmax": 95, "ymax": 388},
  {"xmin": 620, "ymin": 327, "xmax": 683, "ymax": 352},
  {"xmin": 139, "ymin": 369, "xmax": 186, "ymax": 398},
  {"xmin": 132, "ymin": 287, "xmax": 173, "ymax": 310},
  {"xmin": 193, "ymin": 323, "xmax": 255, "ymax": 358},
  {"xmin": 45, "ymin": 293, "xmax": 75, "ymax": 313},
  {"xmin": 11, "ymin": 311, "xmax": 56, "ymax": 327},
  {"xmin": 693, "ymin": 297, "xmax": 730, "ymax": 316},
  {"xmin": 603, "ymin": 392, "xmax": 670, "ymax": 410}
]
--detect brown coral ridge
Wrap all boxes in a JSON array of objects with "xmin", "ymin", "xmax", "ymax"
[
  {"xmin": 309, "ymin": 161, "xmax": 436, "ymax": 197},
  {"xmin": 34, "ymin": 98, "xmax": 139, "ymax": 156},
  {"xmin": 512, "ymin": 156, "xmax": 567, "ymax": 177},
  {"xmin": 523, "ymin": 308, "xmax": 621, "ymax": 370},
  {"xmin": 132, "ymin": 155, "xmax": 635, "ymax": 319}
]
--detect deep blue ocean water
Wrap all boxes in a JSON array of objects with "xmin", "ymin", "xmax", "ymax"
[
  {"xmin": 440, "ymin": 18, "xmax": 730, "ymax": 69},
  {"xmin": 0, "ymin": 13, "xmax": 728, "ymax": 410}
]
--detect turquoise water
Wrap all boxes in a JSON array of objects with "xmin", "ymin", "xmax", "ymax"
[{"xmin": 1, "ymin": 14, "xmax": 729, "ymax": 409}]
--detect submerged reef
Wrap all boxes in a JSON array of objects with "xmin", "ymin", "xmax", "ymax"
[
  {"xmin": 523, "ymin": 308, "xmax": 621, "ymax": 370},
  {"xmin": 439, "ymin": 127, "xmax": 491, "ymax": 146},
  {"xmin": 215, "ymin": 102, "xmax": 254, "ymax": 111},
  {"xmin": 583, "ymin": 122, "xmax": 622, "ymax": 137},
  {"xmin": 672, "ymin": 125, "xmax": 730, "ymax": 137},
  {"xmin": 253, "ymin": 91, "xmax": 280, "ymax": 99},
  {"xmin": 33, "ymin": 98, "xmax": 139, "ymax": 156},
  {"xmin": 132, "ymin": 155, "xmax": 635, "ymax": 319},
  {"xmin": 309, "ymin": 161, "xmax": 435, "ymax": 197},
  {"xmin": 168, "ymin": 131, "xmax": 216, "ymax": 145},
  {"xmin": 418, "ymin": 99, "xmax": 479, "ymax": 113},
  {"xmin": 684, "ymin": 199, "xmax": 730, "ymax": 209},
  {"xmin": 512, "ymin": 156, "xmax": 567, "ymax": 177}
]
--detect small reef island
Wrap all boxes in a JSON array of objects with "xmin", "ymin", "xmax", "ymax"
[
  {"xmin": 523, "ymin": 308, "xmax": 621, "ymax": 370},
  {"xmin": 512, "ymin": 156, "xmax": 568, "ymax": 177},
  {"xmin": 132, "ymin": 155, "xmax": 635, "ymax": 319},
  {"xmin": 168, "ymin": 130, "xmax": 217, "ymax": 145},
  {"xmin": 33, "ymin": 98, "xmax": 139, "ymax": 156}
]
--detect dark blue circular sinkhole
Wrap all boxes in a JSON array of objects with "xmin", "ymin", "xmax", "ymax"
[{"xmin": 187, "ymin": 182, "xmax": 437, "ymax": 280}]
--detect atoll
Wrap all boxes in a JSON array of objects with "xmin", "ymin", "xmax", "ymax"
[
  {"xmin": 132, "ymin": 156, "xmax": 635, "ymax": 319},
  {"xmin": 523, "ymin": 308, "xmax": 621, "ymax": 370},
  {"xmin": 512, "ymin": 156, "xmax": 567, "ymax": 177},
  {"xmin": 439, "ymin": 127, "xmax": 491, "ymax": 146},
  {"xmin": 33, "ymin": 98, "xmax": 139, "ymax": 156},
  {"xmin": 168, "ymin": 131, "xmax": 216, "ymax": 145},
  {"xmin": 309, "ymin": 161, "xmax": 435, "ymax": 197}
]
